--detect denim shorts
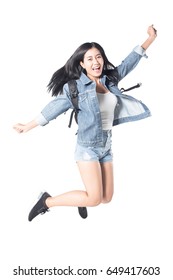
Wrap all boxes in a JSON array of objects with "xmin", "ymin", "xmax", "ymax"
[{"xmin": 74, "ymin": 130, "xmax": 113, "ymax": 163}]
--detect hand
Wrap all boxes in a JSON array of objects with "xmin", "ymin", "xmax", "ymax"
[
  {"xmin": 13, "ymin": 123, "xmax": 28, "ymax": 133},
  {"xmin": 147, "ymin": 24, "xmax": 157, "ymax": 38},
  {"xmin": 13, "ymin": 120, "xmax": 38, "ymax": 133}
]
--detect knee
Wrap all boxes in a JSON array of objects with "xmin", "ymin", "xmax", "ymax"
[
  {"xmin": 102, "ymin": 193, "xmax": 114, "ymax": 204},
  {"xmin": 88, "ymin": 195, "xmax": 102, "ymax": 207}
]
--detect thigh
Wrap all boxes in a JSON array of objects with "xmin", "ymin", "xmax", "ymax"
[
  {"xmin": 77, "ymin": 161, "xmax": 103, "ymax": 203},
  {"xmin": 100, "ymin": 161, "xmax": 114, "ymax": 203}
]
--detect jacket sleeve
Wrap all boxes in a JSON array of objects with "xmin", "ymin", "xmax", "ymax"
[
  {"xmin": 117, "ymin": 45, "xmax": 147, "ymax": 81},
  {"xmin": 35, "ymin": 84, "xmax": 73, "ymax": 126}
]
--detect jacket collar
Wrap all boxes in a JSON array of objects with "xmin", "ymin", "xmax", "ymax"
[
  {"xmin": 79, "ymin": 72, "xmax": 108, "ymax": 86},
  {"xmin": 79, "ymin": 72, "xmax": 92, "ymax": 85}
]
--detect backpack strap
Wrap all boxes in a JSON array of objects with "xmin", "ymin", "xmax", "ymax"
[
  {"xmin": 68, "ymin": 80, "xmax": 80, "ymax": 128},
  {"xmin": 120, "ymin": 83, "xmax": 142, "ymax": 92}
]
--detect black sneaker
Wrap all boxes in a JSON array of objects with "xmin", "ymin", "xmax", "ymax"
[
  {"xmin": 28, "ymin": 192, "xmax": 51, "ymax": 222},
  {"xmin": 78, "ymin": 207, "xmax": 88, "ymax": 219}
]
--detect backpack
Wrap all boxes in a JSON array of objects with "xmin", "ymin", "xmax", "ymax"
[
  {"xmin": 67, "ymin": 79, "xmax": 142, "ymax": 128},
  {"xmin": 68, "ymin": 80, "xmax": 80, "ymax": 128}
]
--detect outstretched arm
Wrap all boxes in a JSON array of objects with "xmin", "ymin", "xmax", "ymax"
[
  {"xmin": 13, "ymin": 119, "xmax": 38, "ymax": 133},
  {"xmin": 141, "ymin": 24, "xmax": 157, "ymax": 50}
]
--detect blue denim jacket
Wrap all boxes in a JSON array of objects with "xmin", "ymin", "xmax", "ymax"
[{"xmin": 36, "ymin": 46, "xmax": 151, "ymax": 147}]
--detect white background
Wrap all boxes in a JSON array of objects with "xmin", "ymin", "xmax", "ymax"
[{"xmin": 0, "ymin": 0, "xmax": 172, "ymax": 279}]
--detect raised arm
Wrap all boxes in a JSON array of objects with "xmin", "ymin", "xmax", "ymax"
[{"xmin": 141, "ymin": 24, "xmax": 157, "ymax": 50}]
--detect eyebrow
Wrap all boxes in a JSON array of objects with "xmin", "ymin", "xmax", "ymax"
[{"xmin": 86, "ymin": 53, "xmax": 101, "ymax": 59}]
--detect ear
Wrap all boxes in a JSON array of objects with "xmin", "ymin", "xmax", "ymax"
[{"xmin": 80, "ymin": 61, "xmax": 85, "ymax": 69}]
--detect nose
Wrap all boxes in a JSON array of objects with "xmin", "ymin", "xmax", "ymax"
[{"xmin": 93, "ymin": 57, "xmax": 99, "ymax": 64}]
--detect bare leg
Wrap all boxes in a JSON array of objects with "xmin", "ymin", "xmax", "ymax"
[
  {"xmin": 28, "ymin": 160, "xmax": 114, "ymax": 221},
  {"xmin": 46, "ymin": 161, "xmax": 104, "ymax": 208},
  {"xmin": 100, "ymin": 161, "xmax": 114, "ymax": 203}
]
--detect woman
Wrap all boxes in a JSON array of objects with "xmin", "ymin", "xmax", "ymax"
[{"xmin": 13, "ymin": 25, "xmax": 157, "ymax": 222}]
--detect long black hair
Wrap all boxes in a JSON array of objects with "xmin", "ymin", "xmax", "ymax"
[{"xmin": 47, "ymin": 42, "xmax": 119, "ymax": 96}]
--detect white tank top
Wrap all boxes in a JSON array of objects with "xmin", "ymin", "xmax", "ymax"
[{"xmin": 97, "ymin": 91, "xmax": 117, "ymax": 130}]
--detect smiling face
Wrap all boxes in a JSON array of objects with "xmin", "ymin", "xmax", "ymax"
[{"xmin": 80, "ymin": 47, "xmax": 104, "ymax": 81}]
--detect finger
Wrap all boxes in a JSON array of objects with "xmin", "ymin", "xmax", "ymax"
[{"xmin": 151, "ymin": 24, "xmax": 157, "ymax": 35}]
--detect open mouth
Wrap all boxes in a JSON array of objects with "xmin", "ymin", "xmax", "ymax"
[{"xmin": 92, "ymin": 66, "xmax": 101, "ymax": 71}]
